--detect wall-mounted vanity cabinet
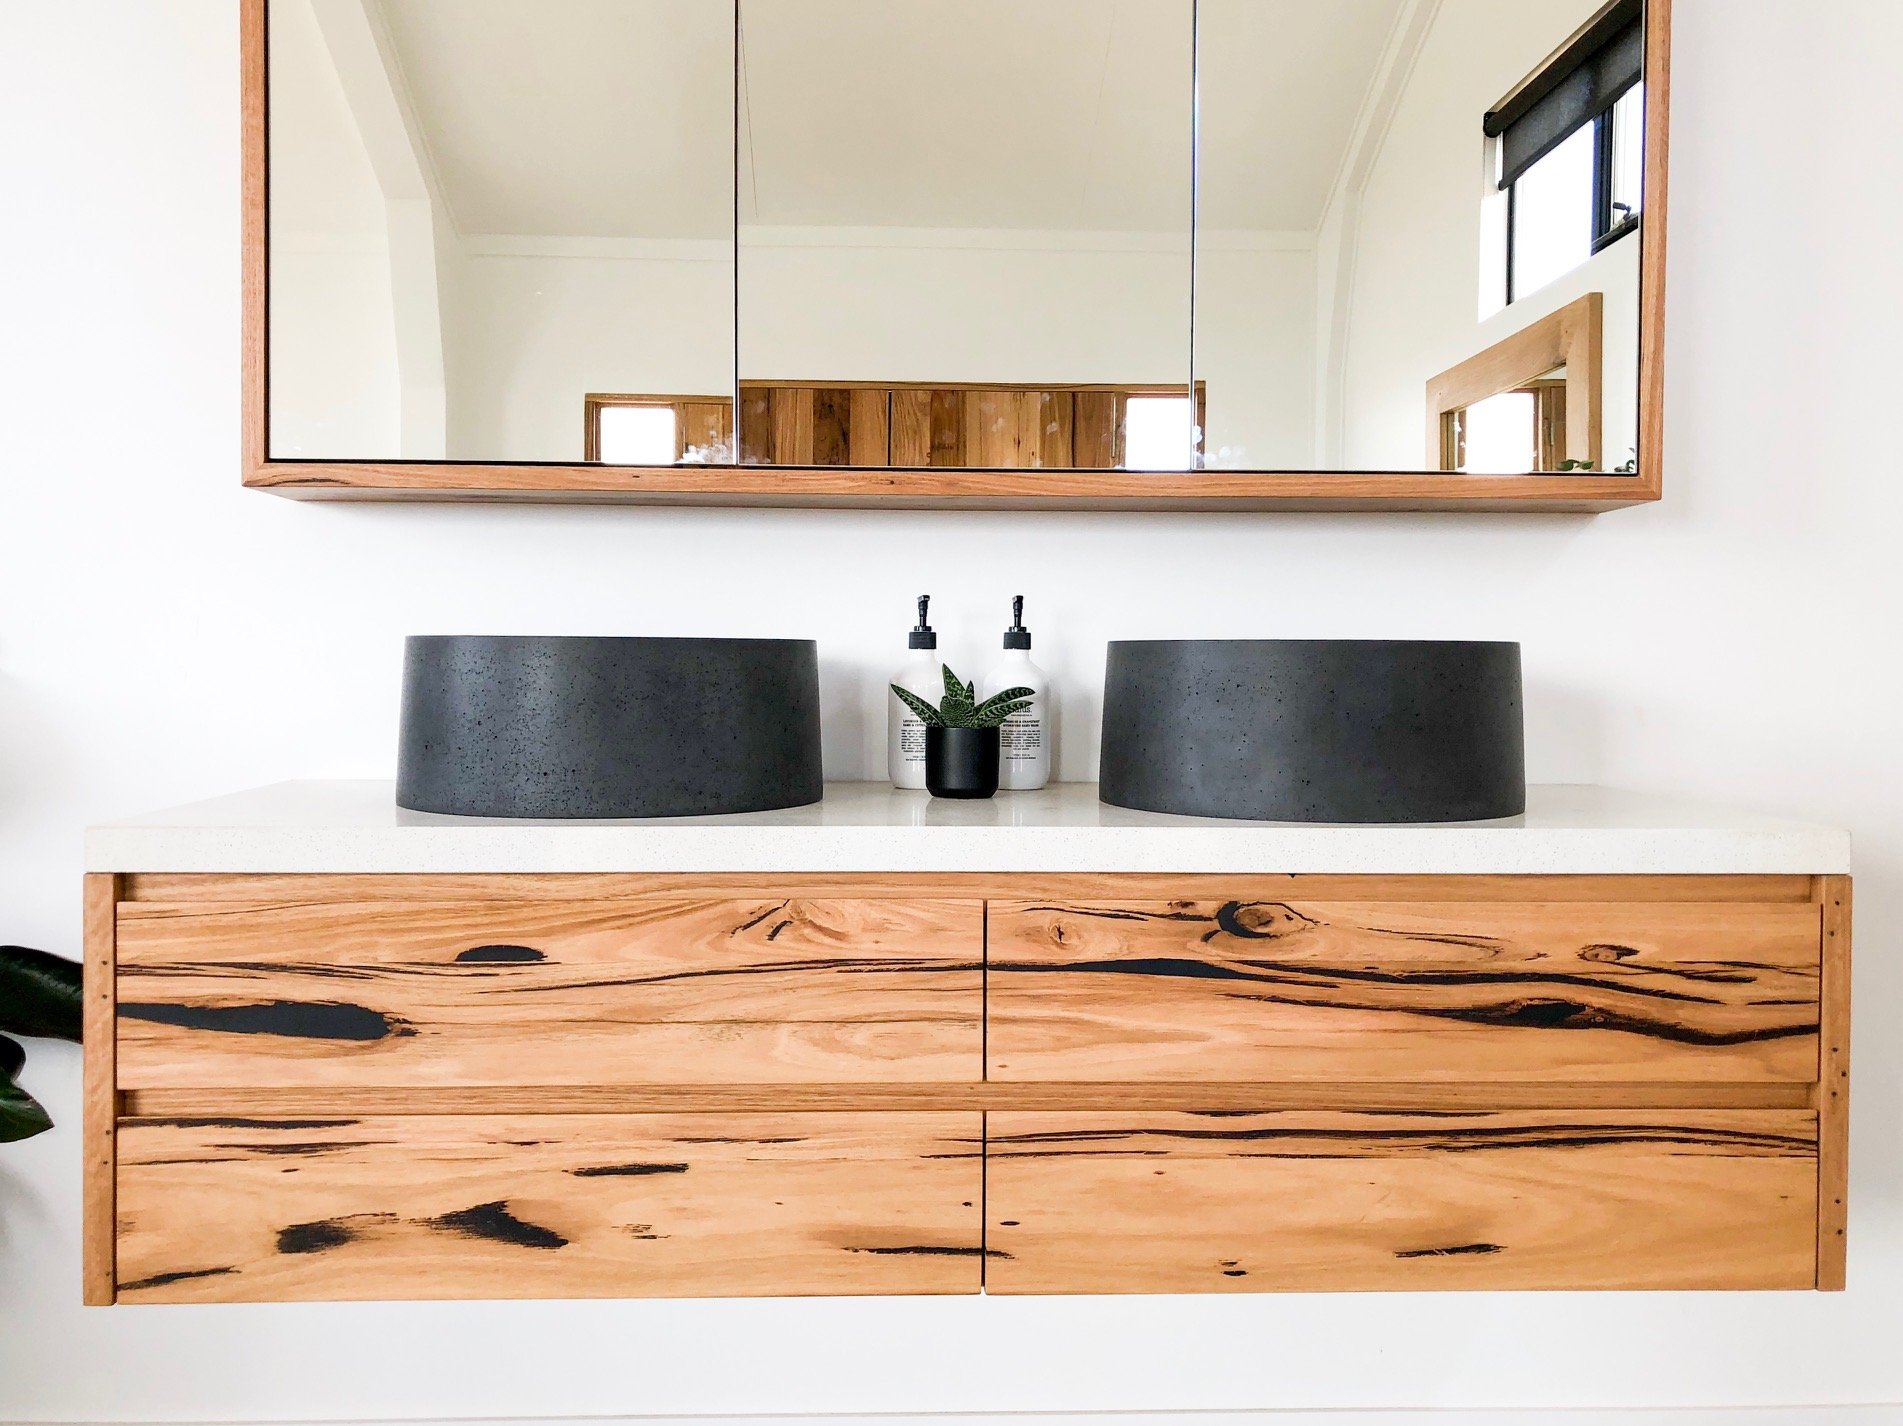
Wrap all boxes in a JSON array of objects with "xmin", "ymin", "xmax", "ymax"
[
  {"xmin": 246, "ymin": 0, "xmax": 1671, "ymax": 511},
  {"xmin": 84, "ymin": 784, "xmax": 1849, "ymax": 1302}
]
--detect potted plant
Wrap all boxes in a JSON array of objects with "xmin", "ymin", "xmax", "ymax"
[
  {"xmin": 891, "ymin": 666, "xmax": 1034, "ymax": 800},
  {"xmin": 2, "ymin": 946, "xmax": 84, "ymax": 1144}
]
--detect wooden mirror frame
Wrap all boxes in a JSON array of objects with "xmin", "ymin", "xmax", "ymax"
[{"xmin": 240, "ymin": 0, "xmax": 1670, "ymax": 513}]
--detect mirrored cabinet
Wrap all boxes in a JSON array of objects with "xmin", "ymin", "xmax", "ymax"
[{"xmin": 247, "ymin": 0, "xmax": 1669, "ymax": 510}]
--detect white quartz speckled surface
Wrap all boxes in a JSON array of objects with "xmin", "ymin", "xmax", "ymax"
[{"xmin": 84, "ymin": 781, "xmax": 1850, "ymax": 876}]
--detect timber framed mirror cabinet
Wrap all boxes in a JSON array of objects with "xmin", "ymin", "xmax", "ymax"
[{"xmin": 244, "ymin": 0, "xmax": 1669, "ymax": 511}]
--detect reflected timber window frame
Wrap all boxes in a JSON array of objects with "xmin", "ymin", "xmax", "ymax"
[
  {"xmin": 1427, "ymin": 293, "xmax": 1603, "ymax": 474},
  {"xmin": 583, "ymin": 394, "xmax": 733, "ymax": 465},
  {"xmin": 238, "ymin": 0, "xmax": 1673, "ymax": 512},
  {"xmin": 1491, "ymin": 0, "xmax": 1646, "ymax": 306}
]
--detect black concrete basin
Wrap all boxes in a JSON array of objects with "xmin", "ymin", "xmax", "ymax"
[
  {"xmin": 397, "ymin": 636, "xmax": 823, "ymax": 819},
  {"xmin": 1100, "ymin": 639, "xmax": 1524, "ymax": 824}
]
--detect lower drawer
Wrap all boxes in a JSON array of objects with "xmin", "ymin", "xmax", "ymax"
[
  {"xmin": 115, "ymin": 1111, "xmax": 983, "ymax": 1302},
  {"xmin": 985, "ymin": 1110, "xmax": 1818, "ymax": 1293}
]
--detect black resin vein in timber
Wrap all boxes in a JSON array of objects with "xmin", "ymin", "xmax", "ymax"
[
  {"xmin": 568, "ymin": 1161, "xmax": 691, "ymax": 1178},
  {"xmin": 426, "ymin": 1200, "xmax": 568, "ymax": 1250},
  {"xmin": 120, "ymin": 1266, "xmax": 239, "ymax": 1291},
  {"xmin": 1001, "ymin": 951, "xmax": 1789, "ymax": 1009},
  {"xmin": 1395, "ymin": 1243, "xmax": 1506, "ymax": 1259},
  {"xmin": 120, "ymin": 1000, "xmax": 413, "ymax": 1041},
  {"xmin": 731, "ymin": 901, "xmax": 791, "ymax": 935},
  {"xmin": 276, "ymin": 1217, "xmax": 380, "ymax": 1254},
  {"xmin": 498, "ymin": 956, "xmax": 980, "ymax": 994},
  {"xmin": 847, "ymin": 1245, "xmax": 1009, "ymax": 1259},
  {"xmin": 986, "ymin": 1122, "xmax": 1815, "ymax": 1157},
  {"xmin": 454, "ymin": 945, "xmax": 546, "ymax": 964},
  {"xmin": 149, "ymin": 1117, "xmax": 358, "ymax": 1130}
]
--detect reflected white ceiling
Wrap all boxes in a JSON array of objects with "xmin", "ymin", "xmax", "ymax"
[{"xmin": 358, "ymin": 0, "xmax": 1410, "ymax": 240}]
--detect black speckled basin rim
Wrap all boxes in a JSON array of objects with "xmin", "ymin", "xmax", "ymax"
[
  {"xmin": 396, "ymin": 635, "xmax": 824, "ymax": 820},
  {"xmin": 1099, "ymin": 639, "xmax": 1525, "ymax": 825}
]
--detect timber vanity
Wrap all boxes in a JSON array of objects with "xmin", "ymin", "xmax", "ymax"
[{"xmin": 83, "ymin": 782, "xmax": 1851, "ymax": 1303}]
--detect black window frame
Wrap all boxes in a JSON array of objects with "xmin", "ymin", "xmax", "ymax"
[{"xmin": 1505, "ymin": 99, "xmax": 1641, "ymax": 308}]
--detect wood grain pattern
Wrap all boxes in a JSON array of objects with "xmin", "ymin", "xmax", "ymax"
[
  {"xmin": 116, "ymin": 1112, "xmax": 983, "ymax": 1302},
  {"xmin": 848, "ymin": 388, "xmax": 891, "ymax": 465},
  {"xmin": 1638, "ymin": 0, "xmax": 1671, "ymax": 500},
  {"xmin": 1427, "ymin": 293, "xmax": 1603, "ymax": 471},
  {"xmin": 83, "ymin": 874, "xmax": 119, "ymax": 1305},
  {"xmin": 117, "ymin": 897, "xmax": 981, "ymax": 1088},
  {"xmin": 986, "ymin": 1109, "xmax": 1818, "ymax": 1293},
  {"xmin": 990, "ymin": 898, "xmax": 1821, "ymax": 1083},
  {"xmin": 117, "ymin": 872, "xmax": 1819, "ymax": 906},
  {"xmin": 240, "ymin": 0, "xmax": 267, "ymax": 481},
  {"xmin": 1817, "ymin": 874, "xmax": 1851, "ymax": 1289},
  {"xmin": 122, "ymin": 1079, "xmax": 1814, "ymax": 1122}
]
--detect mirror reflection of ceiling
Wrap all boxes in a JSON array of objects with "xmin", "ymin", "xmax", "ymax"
[
  {"xmin": 372, "ymin": 0, "xmax": 733, "ymax": 240},
  {"xmin": 366, "ymin": 0, "xmax": 1412, "ymax": 239}
]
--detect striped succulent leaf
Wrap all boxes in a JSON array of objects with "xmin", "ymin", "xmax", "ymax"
[
  {"xmin": 890, "ymin": 684, "xmax": 946, "ymax": 727},
  {"xmin": 968, "ymin": 699, "xmax": 1034, "ymax": 730}
]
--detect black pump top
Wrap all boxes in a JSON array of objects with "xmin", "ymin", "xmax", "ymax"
[
  {"xmin": 1003, "ymin": 594, "xmax": 1031, "ymax": 650},
  {"xmin": 908, "ymin": 594, "xmax": 938, "ymax": 650}
]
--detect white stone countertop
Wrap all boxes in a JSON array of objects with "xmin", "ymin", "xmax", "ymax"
[{"xmin": 84, "ymin": 781, "xmax": 1851, "ymax": 876}]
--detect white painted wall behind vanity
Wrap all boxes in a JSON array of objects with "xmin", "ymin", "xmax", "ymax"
[{"xmin": 2, "ymin": 1, "xmax": 1901, "ymax": 1421}]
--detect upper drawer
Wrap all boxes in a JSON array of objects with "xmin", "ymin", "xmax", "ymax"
[
  {"xmin": 117, "ymin": 894, "xmax": 982, "ymax": 1088},
  {"xmin": 988, "ymin": 893, "xmax": 1821, "ymax": 1083}
]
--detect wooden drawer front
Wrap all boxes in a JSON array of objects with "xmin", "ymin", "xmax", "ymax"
[
  {"xmin": 116, "ymin": 897, "xmax": 982, "ymax": 1088},
  {"xmin": 986, "ymin": 1110, "xmax": 1818, "ymax": 1293},
  {"xmin": 989, "ymin": 898, "xmax": 1820, "ymax": 1083},
  {"xmin": 116, "ymin": 1112, "xmax": 983, "ymax": 1301}
]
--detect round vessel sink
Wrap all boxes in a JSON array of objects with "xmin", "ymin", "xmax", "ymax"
[
  {"xmin": 1099, "ymin": 639, "xmax": 1524, "ymax": 824},
  {"xmin": 397, "ymin": 636, "xmax": 822, "ymax": 819}
]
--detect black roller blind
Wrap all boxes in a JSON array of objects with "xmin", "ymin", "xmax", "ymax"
[{"xmin": 1486, "ymin": 0, "xmax": 1643, "ymax": 190}]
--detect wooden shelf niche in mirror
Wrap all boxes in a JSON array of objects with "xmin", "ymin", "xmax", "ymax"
[{"xmin": 241, "ymin": 0, "xmax": 1670, "ymax": 512}]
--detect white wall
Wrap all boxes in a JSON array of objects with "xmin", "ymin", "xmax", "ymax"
[
  {"xmin": 445, "ymin": 241, "xmax": 733, "ymax": 462},
  {"xmin": 265, "ymin": 0, "xmax": 402, "ymax": 458},
  {"xmin": 445, "ymin": 229, "xmax": 1317, "ymax": 467},
  {"xmin": 4, "ymin": 1, "xmax": 1903, "ymax": 1422},
  {"xmin": 1331, "ymin": 0, "xmax": 1643, "ymax": 471}
]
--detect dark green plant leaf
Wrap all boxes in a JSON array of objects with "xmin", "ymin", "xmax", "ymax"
[
  {"xmin": 891, "ymin": 684, "xmax": 946, "ymax": 728},
  {"xmin": 970, "ymin": 700, "xmax": 1034, "ymax": 729},
  {"xmin": 972, "ymin": 686, "xmax": 1035, "ymax": 721},
  {"xmin": 940, "ymin": 665, "xmax": 974, "ymax": 722},
  {"xmin": 1, "ymin": 1037, "xmax": 52, "ymax": 1143},
  {"xmin": 0, "ymin": 947, "xmax": 83, "ymax": 1043},
  {"xmin": 0, "ymin": 1080, "xmax": 54, "ymax": 1143}
]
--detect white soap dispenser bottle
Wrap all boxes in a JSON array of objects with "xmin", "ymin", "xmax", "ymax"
[
  {"xmin": 887, "ymin": 595, "xmax": 940, "ymax": 790},
  {"xmin": 983, "ymin": 595, "xmax": 1052, "ymax": 791}
]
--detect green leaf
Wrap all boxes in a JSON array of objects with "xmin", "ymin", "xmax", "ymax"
[
  {"xmin": 0, "ymin": 947, "xmax": 83, "ymax": 1043},
  {"xmin": 0, "ymin": 1036, "xmax": 52, "ymax": 1143},
  {"xmin": 972, "ymin": 686, "xmax": 1035, "ymax": 721},
  {"xmin": 890, "ymin": 684, "xmax": 945, "ymax": 728},
  {"xmin": 940, "ymin": 665, "xmax": 973, "ymax": 721},
  {"xmin": 970, "ymin": 700, "xmax": 1034, "ymax": 730}
]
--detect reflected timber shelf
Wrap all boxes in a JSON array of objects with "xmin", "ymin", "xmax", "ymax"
[{"xmin": 242, "ymin": 461, "xmax": 1662, "ymax": 513}]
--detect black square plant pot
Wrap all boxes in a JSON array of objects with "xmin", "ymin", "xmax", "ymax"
[{"xmin": 925, "ymin": 726, "xmax": 1000, "ymax": 799}]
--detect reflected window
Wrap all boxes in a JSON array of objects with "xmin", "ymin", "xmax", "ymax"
[
  {"xmin": 1490, "ymin": 0, "xmax": 1645, "ymax": 304},
  {"xmin": 1506, "ymin": 83, "xmax": 1643, "ymax": 303},
  {"xmin": 593, "ymin": 403, "xmax": 677, "ymax": 465},
  {"xmin": 1122, "ymin": 396, "xmax": 1197, "ymax": 472}
]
